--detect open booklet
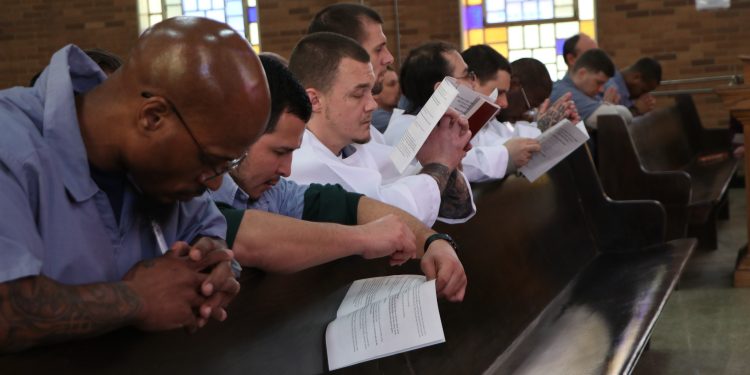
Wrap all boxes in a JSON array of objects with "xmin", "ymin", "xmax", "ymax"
[
  {"xmin": 325, "ymin": 275, "xmax": 445, "ymax": 371},
  {"xmin": 389, "ymin": 77, "xmax": 500, "ymax": 173},
  {"xmin": 519, "ymin": 119, "xmax": 589, "ymax": 182}
]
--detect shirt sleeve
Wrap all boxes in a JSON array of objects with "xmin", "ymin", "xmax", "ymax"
[
  {"xmin": 214, "ymin": 202, "xmax": 243, "ymax": 248},
  {"xmin": 302, "ymin": 184, "xmax": 363, "ymax": 225},
  {"xmin": 175, "ymin": 194, "xmax": 228, "ymax": 244},
  {"xmin": 462, "ymin": 144, "xmax": 510, "ymax": 182},
  {"xmin": 0, "ymin": 159, "xmax": 45, "ymax": 283}
]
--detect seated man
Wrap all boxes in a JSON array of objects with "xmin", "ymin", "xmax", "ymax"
[
  {"xmin": 212, "ymin": 55, "xmax": 466, "ymax": 300},
  {"xmin": 288, "ymin": 32, "xmax": 475, "ymax": 227},
  {"xmin": 603, "ymin": 57, "xmax": 662, "ymax": 116},
  {"xmin": 0, "ymin": 17, "xmax": 270, "ymax": 351},
  {"xmin": 562, "ymin": 33, "xmax": 598, "ymax": 73},
  {"xmin": 499, "ymin": 57, "xmax": 557, "ymax": 126},
  {"xmin": 372, "ymin": 66, "xmax": 400, "ymax": 133},
  {"xmin": 308, "ymin": 3, "xmax": 394, "ymax": 95},
  {"xmin": 550, "ymin": 48, "xmax": 631, "ymax": 130},
  {"xmin": 462, "ymin": 45, "xmax": 578, "ymax": 167},
  {"xmin": 385, "ymin": 42, "xmax": 544, "ymax": 181}
]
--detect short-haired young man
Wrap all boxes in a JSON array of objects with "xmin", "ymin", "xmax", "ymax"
[
  {"xmin": 288, "ymin": 32, "xmax": 475, "ymax": 228},
  {"xmin": 211, "ymin": 56, "xmax": 467, "ymax": 300},
  {"xmin": 603, "ymin": 57, "xmax": 663, "ymax": 116},
  {"xmin": 551, "ymin": 48, "xmax": 631, "ymax": 129},
  {"xmin": 308, "ymin": 3, "xmax": 394, "ymax": 92}
]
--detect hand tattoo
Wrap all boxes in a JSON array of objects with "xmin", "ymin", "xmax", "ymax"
[
  {"xmin": 0, "ymin": 276, "xmax": 141, "ymax": 352},
  {"xmin": 537, "ymin": 99, "xmax": 568, "ymax": 131}
]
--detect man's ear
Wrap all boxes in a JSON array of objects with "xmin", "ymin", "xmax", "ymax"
[
  {"xmin": 306, "ymin": 88, "xmax": 324, "ymax": 114},
  {"xmin": 139, "ymin": 96, "xmax": 171, "ymax": 133}
]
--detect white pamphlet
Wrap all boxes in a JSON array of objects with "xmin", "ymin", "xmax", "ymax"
[
  {"xmin": 325, "ymin": 275, "xmax": 445, "ymax": 370},
  {"xmin": 390, "ymin": 78, "xmax": 458, "ymax": 173},
  {"xmin": 519, "ymin": 120, "xmax": 589, "ymax": 182}
]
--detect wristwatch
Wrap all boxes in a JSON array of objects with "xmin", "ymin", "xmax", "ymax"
[{"xmin": 424, "ymin": 233, "xmax": 459, "ymax": 253}]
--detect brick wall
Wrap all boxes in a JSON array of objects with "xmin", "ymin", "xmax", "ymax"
[
  {"xmin": 257, "ymin": 0, "xmax": 461, "ymax": 69},
  {"xmin": 3, "ymin": 0, "xmax": 748, "ymax": 130},
  {"xmin": 0, "ymin": 0, "xmax": 138, "ymax": 88},
  {"xmin": 597, "ymin": 0, "xmax": 750, "ymax": 128}
]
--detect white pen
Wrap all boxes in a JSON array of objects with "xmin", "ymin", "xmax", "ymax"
[{"xmin": 151, "ymin": 220, "xmax": 169, "ymax": 254}]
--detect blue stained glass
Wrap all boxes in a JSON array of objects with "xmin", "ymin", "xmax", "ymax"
[
  {"xmin": 247, "ymin": 7, "xmax": 258, "ymax": 22},
  {"xmin": 555, "ymin": 38, "xmax": 566, "ymax": 55},
  {"xmin": 465, "ymin": 5, "xmax": 483, "ymax": 29}
]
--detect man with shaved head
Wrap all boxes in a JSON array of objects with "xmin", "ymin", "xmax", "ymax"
[{"xmin": 0, "ymin": 17, "xmax": 270, "ymax": 351}]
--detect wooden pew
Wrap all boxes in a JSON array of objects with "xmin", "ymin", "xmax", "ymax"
[
  {"xmin": 597, "ymin": 94, "xmax": 738, "ymax": 249},
  {"xmin": 0, "ymin": 147, "xmax": 694, "ymax": 374}
]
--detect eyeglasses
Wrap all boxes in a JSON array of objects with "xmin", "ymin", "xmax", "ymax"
[
  {"xmin": 141, "ymin": 92, "xmax": 247, "ymax": 181},
  {"xmin": 519, "ymin": 86, "xmax": 538, "ymax": 122},
  {"xmin": 457, "ymin": 70, "xmax": 477, "ymax": 83}
]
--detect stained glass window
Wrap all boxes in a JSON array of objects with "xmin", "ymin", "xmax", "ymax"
[
  {"xmin": 137, "ymin": 0, "xmax": 261, "ymax": 52},
  {"xmin": 462, "ymin": 0, "xmax": 596, "ymax": 80}
]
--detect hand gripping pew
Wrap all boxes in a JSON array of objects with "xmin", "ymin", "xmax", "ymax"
[
  {"xmin": 597, "ymin": 94, "xmax": 738, "ymax": 249},
  {"xmin": 0, "ymin": 148, "xmax": 694, "ymax": 375}
]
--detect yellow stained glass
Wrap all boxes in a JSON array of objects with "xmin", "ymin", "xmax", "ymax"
[
  {"xmin": 469, "ymin": 29, "xmax": 485, "ymax": 45},
  {"xmin": 462, "ymin": 31, "xmax": 469, "ymax": 49},
  {"xmin": 490, "ymin": 43, "xmax": 509, "ymax": 58},
  {"xmin": 580, "ymin": 20, "xmax": 596, "ymax": 40},
  {"xmin": 252, "ymin": 45, "xmax": 261, "ymax": 53},
  {"xmin": 484, "ymin": 27, "xmax": 507, "ymax": 43},
  {"xmin": 467, "ymin": 0, "xmax": 483, "ymax": 5}
]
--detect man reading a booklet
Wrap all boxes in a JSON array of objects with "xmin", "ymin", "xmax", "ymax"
[
  {"xmin": 210, "ymin": 56, "xmax": 467, "ymax": 302},
  {"xmin": 386, "ymin": 42, "xmax": 542, "ymax": 182},
  {"xmin": 287, "ymin": 32, "xmax": 476, "ymax": 227}
]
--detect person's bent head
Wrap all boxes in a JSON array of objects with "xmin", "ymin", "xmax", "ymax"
[
  {"xmin": 461, "ymin": 44, "xmax": 512, "ymax": 109},
  {"xmin": 374, "ymin": 66, "xmax": 400, "ymax": 111},
  {"xmin": 623, "ymin": 57, "xmax": 662, "ymax": 99},
  {"xmin": 498, "ymin": 58, "xmax": 552, "ymax": 123},
  {"xmin": 570, "ymin": 48, "xmax": 615, "ymax": 97},
  {"xmin": 400, "ymin": 41, "xmax": 474, "ymax": 114},
  {"xmin": 563, "ymin": 33, "xmax": 598, "ymax": 69},
  {"xmin": 308, "ymin": 3, "xmax": 393, "ymax": 81},
  {"xmin": 289, "ymin": 32, "xmax": 376, "ymax": 154},
  {"xmin": 231, "ymin": 55, "xmax": 311, "ymax": 199},
  {"xmin": 95, "ymin": 17, "xmax": 270, "ymax": 203}
]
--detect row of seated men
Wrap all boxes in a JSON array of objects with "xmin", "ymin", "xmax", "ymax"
[{"xmin": 0, "ymin": 3, "xmax": 657, "ymax": 352}]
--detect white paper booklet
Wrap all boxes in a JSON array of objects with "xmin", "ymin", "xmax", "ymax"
[
  {"xmin": 519, "ymin": 120, "xmax": 589, "ymax": 182},
  {"xmin": 325, "ymin": 275, "xmax": 445, "ymax": 371},
  {"xmin": 390, "ymin": 78, "xmax": 458, "ymax": 173},
  {"xmin": 446, "ymin": 77, "xmax": 501, "ymax": 138}
]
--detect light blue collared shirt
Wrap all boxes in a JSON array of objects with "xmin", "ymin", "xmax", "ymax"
[
  {"xmin": 603, "ymin": 71, "xmax": 633, "ymax": 109},
  {"xmin": 0, "ymin": 45, "xmax": 226, "ymax": 285},
  {"xmin": 211, "ymin": 174, "xmax": 307, "ymax": 219},
  {"xmin": 551, "ymin": 73, "xmax": 603, "ymax": 122}
]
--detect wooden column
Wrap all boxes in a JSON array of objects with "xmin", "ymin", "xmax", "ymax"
[{"xmin": 715, "ymin": 56, "xmax": 750, "ymax": 287}]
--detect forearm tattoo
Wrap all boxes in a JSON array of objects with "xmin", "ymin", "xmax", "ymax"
[
  {"xmin": 420, "ymin": 163, "xmax": 452, "ymax": 193},
  {"xmin": 0, "ymin": 276, "xmax": 141, "ymax": 352},
  {"xmin": 536, "ymin": 100, "xmax": 568, "ymax": 131},
  {"xmin": 438, "ymin": 170, "xmax": 474, "ymax": 219}
]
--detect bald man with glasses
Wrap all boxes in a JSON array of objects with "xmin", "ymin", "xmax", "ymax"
[{"xmin": 0, "ymin": 17, "xmax": 270, "ymax": 351}]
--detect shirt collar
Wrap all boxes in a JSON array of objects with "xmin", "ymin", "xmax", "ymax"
[
  {"xmin": 41, "ymin": 45, "xmax": 107, "ymax": 202},
  {"xmin": 210, "ymin": 174, "xmax": 250, "ymax": 208}
]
